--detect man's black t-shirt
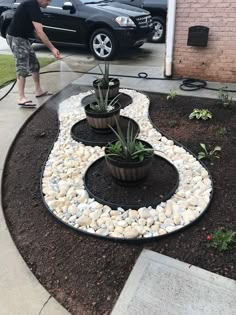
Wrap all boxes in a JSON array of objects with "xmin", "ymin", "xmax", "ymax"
[{"xmin": 7, "ymin": 0, "xmax": 42, "ymax": 39}]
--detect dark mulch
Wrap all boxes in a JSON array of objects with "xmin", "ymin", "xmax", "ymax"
[
  {"xmin": 85, "ymin": 155, "xmax": 178, "ymax": 210},
  {"xmin": 71, "ymin": 116, "xmax": 139, "ymax": 147},
  {"xmin": 2, "ymin": 85, "xmax": 236, "ymax": 315}
]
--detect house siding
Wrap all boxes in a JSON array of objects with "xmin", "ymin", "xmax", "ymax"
[{"xmin": 173, "ymin": 0, "xmax": 236, "ymax": 82}]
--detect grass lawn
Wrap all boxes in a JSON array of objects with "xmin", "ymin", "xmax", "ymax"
[{"xmin": 0, "ymin": 54, "xmax": 54, "ymax": 88}]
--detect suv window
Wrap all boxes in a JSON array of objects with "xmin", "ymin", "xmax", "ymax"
[
  {"xmin": 15, "ymin": 0, "xmax": 64, "ymax": 6},
  {"xmin": 80, "ymin": 0, "xmax": 105, "ymax": 3},
  {"xmin": 50, "ymin": 0, "xmax": 64, "ymax": 7}
]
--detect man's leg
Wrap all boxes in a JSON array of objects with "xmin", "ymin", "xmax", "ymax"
[
  {"xmin": 6, "ymin": 35, "xmax": 35, "ymax": 105},
  {"xmin": 30, "ymin": 48, "xmax": 53, "ymax": 97},
  {"xmin": 32, "ymin": 71, "xmax": 42, "ymax": 96},
  {"xmin": 32, "ymin": 70, "xmax": 53, "ymax": 97},
  {"xmin": 29, "ymin": 47, "xmax": 45, "ymax": 96},
  {"xmin": 17, "ymin": 75, "xmax": 27, "ymax": 104}
]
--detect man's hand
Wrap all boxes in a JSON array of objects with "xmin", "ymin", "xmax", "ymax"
[{"xmin": 52, "ymin": 48, "xmax": 61, "ymax": 60}]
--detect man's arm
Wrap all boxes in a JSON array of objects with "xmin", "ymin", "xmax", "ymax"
[{"xmin": 33, "ymin": 21, "xmax": 61, "ymax": 59}]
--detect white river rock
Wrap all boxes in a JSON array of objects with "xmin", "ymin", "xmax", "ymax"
[{"xmin": 41, "ymin": 89, "xmax": 212, "ymax": 239}]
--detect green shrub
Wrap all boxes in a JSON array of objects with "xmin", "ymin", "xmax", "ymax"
[
  {"xmin": 207, "ymin": 228, "xmax": 235, "ymax": 251},
  {"xmin": 198, "ymin": 143, "xmax": 221, "ymax": 160},
  {"xmin": 189, "ymin": 108, "xmax": 212, "ymax": 120}
]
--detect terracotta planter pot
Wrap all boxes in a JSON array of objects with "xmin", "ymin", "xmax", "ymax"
[
  {"xmin": 85, "ymin": 102, "xmax": 121, "ymax": 134},
  {"xmin": 93, "ymin": 78, "xmax": 120, "ymax": 99},
  {"xmin": 105, "ymin": 139, "xmax": 154, "ymax": 184}
]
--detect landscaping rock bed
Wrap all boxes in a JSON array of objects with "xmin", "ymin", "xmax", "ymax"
[
  {"xmin": 2, "ymin": 85, "xmax": 236, "ymax": 315},
  {"xmin": 40, "ymin": 89, "xmax": 213, "ymax": 240}
]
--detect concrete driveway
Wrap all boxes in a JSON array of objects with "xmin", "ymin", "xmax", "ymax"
[{"xmin": 0, "ymin": 36, "xmax": 165, "ymax": 69}]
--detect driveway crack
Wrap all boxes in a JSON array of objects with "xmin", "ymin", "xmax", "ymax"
[{"xmin": 38, "ymin": 295, "xmax": 52, "ymax": 315}]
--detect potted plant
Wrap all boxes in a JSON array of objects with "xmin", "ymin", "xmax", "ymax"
[
  {"xmin": 105, "ymin": 119, "xmax": 154, "ymax": 184},
  {"xmin": 93, "ymin": 62, "xmax": 120, "ymax": 99},
  {"xmin": 85, "ymin": 84, "xmax": 121, "ymax": 133}
]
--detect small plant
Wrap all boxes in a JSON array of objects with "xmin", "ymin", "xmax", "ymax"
[
  {"xmin": 106, "ymin": 119, "xmax": 154, "ymax": 161},
  {"xmin": 207, "ymin": 228, "xmax": 235, "ymax": 251},
  {"xmin": 98, "ymin": 62, "xmax": 110, "ymax": 87},
  {"xmin": 93, "ymin": 62, "xmax": 120, "ymax": 99},
  {"xmin": 168, "ymin": 120, "xmax": 177, "ymax": 128},
  {"xmin": 105, "ymin": 119, "xmax": 155, "ymax": 183},
  {"xmin": 189, "ymin": 108, "xmax": 212, "ymax": 120},
  {"xmin": 89, "ymin": 84, "xmax": 120, "ymax": 112},
  {"xmin": 218, "ymin": 87, "xmax": 234, "ymax": 109},
  {"xmin": 216, "ymin": 127, "xmax": 227, "ymax": 137},
  {"xmin": 198, "ymin": 143, "xmax": 221, "ymax": 160},
  {"xmin": 167, "ymin": 89, "xmax": 177, "ymax": 100}
]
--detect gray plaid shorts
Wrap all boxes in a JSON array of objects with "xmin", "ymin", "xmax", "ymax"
[{"xmin": 6, "ymin": 34, "xmax": 40, "ymax": 77}]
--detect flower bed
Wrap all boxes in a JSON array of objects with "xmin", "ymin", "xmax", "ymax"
[{"xmin": 42, "ymin": 89, "xmax": 212, "ymax": 240}]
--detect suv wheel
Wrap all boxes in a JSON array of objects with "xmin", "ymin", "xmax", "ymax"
[
  {"xmin": 90, "ymin": 28, "xmax": 116, "ymax": 60},
  {"xmin": 151, "ymin": 16, "xmax": 165, "ymax": 43}
]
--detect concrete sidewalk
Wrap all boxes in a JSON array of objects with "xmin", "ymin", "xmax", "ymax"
[
  {"xmin": 0, "ymin": 59, "xmax": 236, "ymax": 314},
  {"xmin": 0, "ymin": 60, "xmax": 93, "ymax": 315},
  {"xmin": 112, "ymin": 249, "xmax": 236, "ymax": 315}
]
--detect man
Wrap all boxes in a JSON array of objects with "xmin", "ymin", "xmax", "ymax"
[{"xmin": 6, "ymin": 0, "xmax": 61, "ymax": 107}]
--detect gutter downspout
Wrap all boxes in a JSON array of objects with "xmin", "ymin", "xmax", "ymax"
[{"xmin": 165, "ymin": 0, "xmax": 176, "ymax": 77}]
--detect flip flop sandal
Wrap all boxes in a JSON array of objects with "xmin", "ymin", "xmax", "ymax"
[
  {"xmin": 18, "ymin": 101, "xmax": 37, "ymax": 108},
  {"xmin": 36, "ymin": 91, "xmax": 53, "ymax": 98}
]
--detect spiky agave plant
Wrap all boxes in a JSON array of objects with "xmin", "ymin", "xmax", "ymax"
[
  {"xmin": 98, "ymin": 62, "xmax": 110, "ymax": 87},
  {"xmin": 106, "ymin": 119, "xmax": 154, "ymax": 161},
  {"xmin": 89, "ymin": 83, "xmax": 120, "ymax": 112}
]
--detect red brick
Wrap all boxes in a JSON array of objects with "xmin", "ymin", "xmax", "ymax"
[{"xmin": 172, "ymin": 0, "xmax": 236, "ymax": 82}]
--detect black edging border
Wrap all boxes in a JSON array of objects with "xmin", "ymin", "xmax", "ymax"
[
  {"xmin": 0, "ymin": 86, "xmax": 213, "ymax": 244},
  {"xmin": 81, "ymin": 92, "xmax": 133, "ymax": 108},
  {"xmin": 70, "ymin": 116, "xmax": 140, "ymax": 147},
  {"xmin": 39, "ymin": 88, "xmax": 214, "ymax": 243},
  {"xmin": 1, "ymin": 88, "xmax": 62, "ymax": 221},
  {"xmin": 1, "ymin": 84, "xmax": 91, "ymax": 237},
  {"xmin": 84, "ymin": 155, "xmax": 179, "ymax": 210}
]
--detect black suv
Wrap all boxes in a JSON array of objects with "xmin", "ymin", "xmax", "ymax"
[
  {"xmin": 0, "ymin": 0, "xmax": 154, "ymax": 60},
  {"xmin": 114, "ymin": 0, "xmax": 167, "ymax": 43}
]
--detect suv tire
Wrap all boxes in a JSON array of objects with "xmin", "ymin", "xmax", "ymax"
[
  {"xmin": 151, "ymin": 16, "xmax": 165, "ymax": 43},
  {"xmin": 132, "ymin": 42, "xmax": 144, "ymax": 49},
  {"xmin": 90, "ymin": 28, "xmax": 117, "ymax": 61}
]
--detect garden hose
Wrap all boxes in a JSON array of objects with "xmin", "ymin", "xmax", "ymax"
[
  {"xmin": 179, "ymin": 78, "xmax": 207, "ymax": 91},
  {"xmin": 1, "ymin": 70, "xmax": 236, "ymax": 102},
  {"xmin": 179, "ymin": 78, "xmax": 236, "ymax": 92},
  {"xmin": 0, "ymin": 79, "xmax": 16, "ymax": 101}
]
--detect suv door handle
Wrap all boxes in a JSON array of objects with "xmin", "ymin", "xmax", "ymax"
[{"xmin": 43, "ymin": 13, "xmax": 52, "ymax": 18}]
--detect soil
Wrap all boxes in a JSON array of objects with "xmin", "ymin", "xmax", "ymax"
[
  {"xmin": 85, "ymin": 155, "xmax": 178, "ymax": 210},
  {"xmin": 2, "ymin": 85, "xmax": 236, "ymax": 315},
  {"xmin": 71, "ymin": 116, "xmax": 139, "ymax": 147}
]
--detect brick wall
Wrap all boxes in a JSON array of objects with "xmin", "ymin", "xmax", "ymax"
[{"xmin": 172, "ymin": 0, "xmax": 236, "ymax": 82}]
